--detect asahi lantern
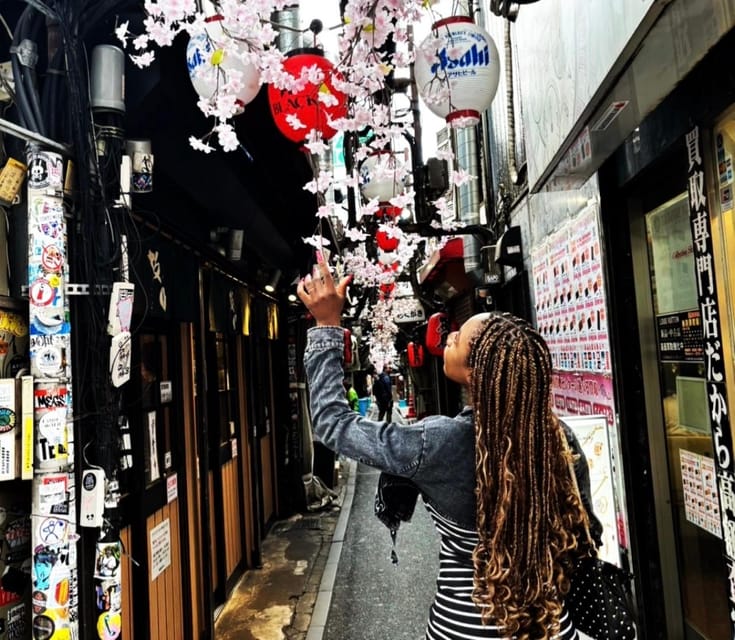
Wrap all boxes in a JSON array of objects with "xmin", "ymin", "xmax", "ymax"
[
  {"xmin": 414, "ymin": 17, "xmax": 500, "ymax": 127},
  {"xmin": 186, "ymin": 16, "xmax": 262, "ymax": 113},
  {"xmin": 268, "ymin": 49, "xmax": 347, "ymax": 144}
]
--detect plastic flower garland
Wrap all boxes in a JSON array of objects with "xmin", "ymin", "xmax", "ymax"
[{"xmin": 118, "ymin": 0, "xmax": 473, "ymax": 367}]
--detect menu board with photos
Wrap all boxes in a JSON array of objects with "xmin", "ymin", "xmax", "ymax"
[{"xmin": 562, "ymin": 415, "xmax": 621, "ymax": 567}]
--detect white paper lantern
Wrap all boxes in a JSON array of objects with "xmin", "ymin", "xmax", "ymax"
[
  {"xmin": 186, "ymin": 17, "xmax": 261, "ymax": 113},
  {"xmin": 414, "ymin": 16, "xmax": 500, "ymax": 127},
  {"xmin": 359, "ymin": 152, "xmax": 408, "ymax": 203}
]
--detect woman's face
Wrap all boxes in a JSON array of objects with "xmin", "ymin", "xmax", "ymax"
[{"xmin": 443, "ymin": 313, "xmax": 490, "ymax": 385}]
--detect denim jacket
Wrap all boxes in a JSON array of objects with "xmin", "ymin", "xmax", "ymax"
[{"xmin": 304, "ymin": 326, "xmax": 603, "ymax": 540}]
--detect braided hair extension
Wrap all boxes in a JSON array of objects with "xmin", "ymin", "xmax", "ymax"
[{"xmin": 467, "ymin": 313, "xmax": 594, "ymax": 639}]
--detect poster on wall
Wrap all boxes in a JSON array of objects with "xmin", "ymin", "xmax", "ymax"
[
  {"xmin": 679, "ymin": 449, "xmax": 721, "ymax": 538},
  {"xmin": 531, "ymin": 204, "xmax": 629, "ymax": 555},
  {"xmin": 532, "ymin": 205, "xmax": 610, "ymax": 374},
  {"xmin": 562, "ymin": 415, "xmax": 621, "ymax": 567}
]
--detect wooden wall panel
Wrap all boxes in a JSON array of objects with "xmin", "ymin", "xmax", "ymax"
[
  {"xmin": 180, "ymin": 324, "xmax": 204, "ymax": 639},
  {"xmin": 221, "ymin": 459, "xmax": 242, "ymax": 577},
  {"xmin": 208, "ymin": 472, "xmax": 218, "ymax": 587},
  {"xmin": 146, "ymin": 503, "xmax": 184, "ymax": 640},
  {"xmin": 235, "ymin": 338, "xmax": 255, "ymax": 566},
  {"xmin": 121, "ymin": 526, "xmax": 134, "ymax": 640}
]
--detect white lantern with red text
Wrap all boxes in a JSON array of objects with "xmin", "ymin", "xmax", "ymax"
[
  {"xmin": 414, "ymin": 16, "xmax": 500, "ymax": 127},
  {"xmin": 186, "ymin": 16, "xmax": 261, "ymax": 113}
]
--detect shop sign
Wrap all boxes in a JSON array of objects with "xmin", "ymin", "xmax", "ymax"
[
  {"xmin": 392, "ymin": 298, "xmax": 425, "ymax": 324},
  {"xmin": 685, "ymin": 126, "xmax": 735, "ymax": 624}
]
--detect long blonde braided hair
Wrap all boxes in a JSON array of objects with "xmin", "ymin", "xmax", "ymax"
[{"xmin": 468, "ymin": 313, "xmax": 593, "ymax": 639}]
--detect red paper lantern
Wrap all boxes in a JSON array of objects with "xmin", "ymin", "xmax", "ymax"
[
  {"xmin": 376, "ymin": 229, "xmax": 400, "ymax": 252},
  {"xmin": 377, "ymin": 205, "xmax": 402, "ymax": 220},
  {"xmin": 379, "ymin": 282, "xmax": 395, "ymax": 298},
  {"xmin": 267, "ymin": 49, "xmax": 347, "ymax": 144},
  {"xmin": 407, "ymin": 342, "xmax": 425, "ymax": 368},
  {"xmin": 426, "ymin": 312, "xmax": 451, "ymax": 356}
]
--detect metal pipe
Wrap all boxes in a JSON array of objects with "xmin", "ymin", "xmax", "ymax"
[
  {"xmin": 0, "ymin": 115, "xmax": 70, "ymax": 154},
  {"xmin": 453, "ymin": 125, "xmax": 484, "ymax": 283},
  {"xmin": 273, "ymin": 4, "xmax": 302, "ymax": 53}
]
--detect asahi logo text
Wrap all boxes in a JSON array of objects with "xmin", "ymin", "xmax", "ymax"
[{"xmin": 431, "ymin": 43, "xmax": 490, "ymax": 75}]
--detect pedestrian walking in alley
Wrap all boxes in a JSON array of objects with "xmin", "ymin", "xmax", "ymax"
[
  {"xmin": 373, "ymin": 364, "xmax": 394, "ymax": 421},
  {"xmin": 297, "ymin": 253, "xmax": 602, "ymax": 640},
  {"xmin": 344, "ymin": 378, "xmax": 359, "ymax": 412}
]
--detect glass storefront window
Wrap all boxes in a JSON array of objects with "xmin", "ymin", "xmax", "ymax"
[{"xmin": 645, "ymin": 193, "xmax": 730, "ymax": 640}]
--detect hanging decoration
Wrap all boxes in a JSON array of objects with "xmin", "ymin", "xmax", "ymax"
[
  {"xmin": 359, "ymin": 151, "xmax": 408, "ymax": 203},
  {"xmin": 267, "ymin": 50, "xmax": 347, "ymax": 144},
  {"xmin": 407, "ymin": 342, "xmax": 425, "ymax": 368},
  {"xmin": 120, "ymin": 0, "xmax": 464, "ymax": 368},
  {"xmin": 376, "ymin": 205, "xmax": 403, "ymax": 220},
  {"xmin": 186, "ymin": 16, "xmax": 262, "ymax": 114},
  {"xmin": 414, "ymin": 16, "xmax": 500, "ymax": 127},
  {"xmin": 426, "ymin": 311, "xmax": 455, "ymax": 356},
  {"xmin": 376, "ymin": 230, "xmax": 400, "ymax": 253}
]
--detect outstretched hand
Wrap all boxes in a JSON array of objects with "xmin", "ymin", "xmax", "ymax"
[{"xmin": 297, "ymin": 252, "xmax": 352, "ymax": 327}]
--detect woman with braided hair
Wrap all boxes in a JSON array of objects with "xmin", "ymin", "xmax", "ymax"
[{"xmin": 298, "ymin": 255, "xmax": 602, "ymax": 640}]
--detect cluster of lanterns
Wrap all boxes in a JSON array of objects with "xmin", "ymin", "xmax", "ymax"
[{"xmin": 185, "ymin": 8, "xmax": 501, "ymax": 368}]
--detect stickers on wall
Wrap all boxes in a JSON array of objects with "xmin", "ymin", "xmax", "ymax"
[
  {"xmin": 27, "ymin": 151, "xmax": 64, "ymax": 194},
  {"xmin": 94, "ymin": 544, "xmax": 123, "ymax": 640},
  {"xmin": 0, "ymin": 309, "xmax": 29, "ymax": 378},
  {"xmin": 33, "ymin": 474, "xmax": 69, "ymax": 517},
  {"xmin": 94, "ymin": 544, "xmax": 121, "ymax": 581},
  {"xmin": 30, "ymin": 334, "xmax": 70, "ymax": 379},
  {"xmin": 34, "ymin": 384, "xmax": 70, "ymax": 471},
  {"xmin": 720, "ymin": 185, "xmax": 733, "ymax": 213},
  {"xmin": 109, "ymin": 333, "xmax": 131, "ymax": 388},
  {"xmin": 28, "ymin": 195, "xmax": 69, "ymax": 338},
  {"xmin": 31, "ymin": 545, "xmax": 72, "ymax": 640}
]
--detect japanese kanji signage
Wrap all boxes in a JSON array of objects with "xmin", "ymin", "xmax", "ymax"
[{"xmin": 685, "ymin": 126, "xmax": 735, "ymax": 625}]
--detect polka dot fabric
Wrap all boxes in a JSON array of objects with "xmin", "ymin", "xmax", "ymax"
[{"xmin": 567, "ymin": 556, "xmax": 637, "ymax": 640}]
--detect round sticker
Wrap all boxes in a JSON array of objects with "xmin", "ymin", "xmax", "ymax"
[
  {"xmin": 38, "ymin": 410, "xmax": 66, "ymax": 443},
  {"xmin": 97, "ymin": 611, "xmax": 122, "ymax": 640},
  {"xmin": 41, "ymin": 245, "xmax": 64, "ymax": 273},
  {"xmin": 38, "ymin": 518, "xmax": 67, "ymax": 545},
  {"xmin": 32, "ymin": 589, "xmax": 47, "ymax": 614},
  {"xmin": 31, "ymin": 613, "xmax": 54, "ymax": 640},
  {"xmin": 34, "ymin": 346, "xmax": 63, "ymax": 377},
  {"xmin": 0, "ymin": 407, "xmax": 15, "ymax": 433},
  {"xmin": 29, "ymin": 279, "xmax": 56, "ymax": 306}
]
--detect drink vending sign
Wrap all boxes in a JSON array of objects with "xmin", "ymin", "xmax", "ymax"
[{"xmin": 685, "ymin": 126, "xmax": 735, "ymax": 625}]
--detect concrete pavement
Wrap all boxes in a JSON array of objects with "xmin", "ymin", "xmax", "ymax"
[{"xmin": 214, "ymin": 404, "xmax": 409, "ymax": 640}]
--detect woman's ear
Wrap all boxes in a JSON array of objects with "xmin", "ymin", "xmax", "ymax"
[{"xmin": 463, "ymin": 366, "xmax": 473, "ymax": 387}]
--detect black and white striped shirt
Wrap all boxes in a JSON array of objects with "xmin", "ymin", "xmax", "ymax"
[{"xmin": 424, "ymin": 502, "xmax": 578, "ymax": 640}]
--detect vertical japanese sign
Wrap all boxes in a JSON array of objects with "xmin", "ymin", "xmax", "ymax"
[{"xmin": 685, "ymin": 126, "xmax": 735, "ymax": 625}]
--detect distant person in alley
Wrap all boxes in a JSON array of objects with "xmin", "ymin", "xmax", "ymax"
[
  {"xmin": 343, "ymin": 378, "xmax": 359, "ymax": 412},
  {"xmin": 373, "ymin": 364, "xmax": 393, "ymax": 421},
  {"xmin": 298, "ymin": 253, "xmax": 601, "ymax": 640}
]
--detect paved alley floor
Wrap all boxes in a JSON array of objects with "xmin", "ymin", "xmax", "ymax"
[{"xmin": 214, "ymin": 469, "xmax": 345, "ymax": 640}]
